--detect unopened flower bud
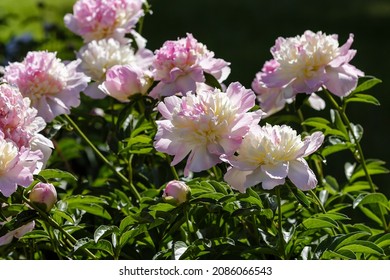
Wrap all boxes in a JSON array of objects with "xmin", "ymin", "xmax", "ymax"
[
  {"xmin": 29, "ymin": 183, "xmax": 57, "ymax": 212},
  {"xmin": 162, "ymin": 180, "xmax": 190, "ymax": 205}
]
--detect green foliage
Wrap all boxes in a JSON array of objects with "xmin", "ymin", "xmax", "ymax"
[{"xmin": 0, "ymin": 2, "xmax": 389, "ymax": 261}]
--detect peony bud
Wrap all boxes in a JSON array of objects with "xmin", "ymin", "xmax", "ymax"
[
  {"xmin": 29, "ymin": 182, "xmax": 57, "ymax": 212},
  {"xmin": 162, "ymin": 180, "xmax": 190, "ymax": 205}
]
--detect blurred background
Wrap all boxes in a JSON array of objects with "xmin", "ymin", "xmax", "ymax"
[{"xmin": 0, "ymin": 0, "xmax": 389, "ymax": 190}]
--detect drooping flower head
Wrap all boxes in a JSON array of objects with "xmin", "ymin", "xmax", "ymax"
[
  {"xmin": 78, "ymin": 38, "xmax": 153, "ymax": 98},
  {"xmin": 4, "ymin": 51, "xmax": 90, "ymax": 122},
  {"xmin": 222, "ymin": 124, "xmax": 324, "ymax": 192},
  {"xmin": 64, "ymin": 0, "xmax": 146, "ymax": 43},
  {"xmin": 149, "ymin": 33, "xmax": 231, "ymax": 98},
  {"xmin": 261, "ymin": 31, "xmax": 364, "ymax": 98},
  {"xmin": 154, "ymin": 82, "xmax": 263, "ymax": 176}
]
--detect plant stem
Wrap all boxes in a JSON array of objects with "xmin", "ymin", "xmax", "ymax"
[
  {"xmin": 22, "ymin": 194, "xmax": 97, "ymax": 259},
  {"xmin": 323, "ymin": 89, "xmax": 388, "ymax": 231},
  {"xmin": 63, "ymin": 114, "xmax": 141, "ymax": 202},
  {"xmin": 166, "ymin": 156, "xmax": 180, "ymax": 180},
  {"xmin": 276, "ymin": 187, "xmax": 286, "ymax": 259}
]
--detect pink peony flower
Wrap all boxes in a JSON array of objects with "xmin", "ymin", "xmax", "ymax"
[
  {"xmin": 64, "ymin": 0, "xmax": 146, "ymax": 43},
  {"xmin": 0, "ymin": 220, "xmax": 35, "ymax": 246},
  {"xmin": 149, "ymin": 33, "xmax": 231, "ymax": 99},
  {"xmin": 252, "ymin": 60, "xmax": 325, "ymax": 116},
  {"xmin": 261, "ymin": 31, "xmax": 364, "ymax": 98},
  {"xmin": 0, "ymin": 84, "xmax": 53, "ymax": 161},
  {"xmin": 162, "ymin": 180, "xmax": 190, "ymax": 205},
  {"xmin": 154, "ymin": 82, "xmax": 263, "ymax": 176},
  {"xmin": 222, "ymin": 124, "xmax": 324, "ymax": 192},
  {"xmin": 0, "ymin": 132, "xmax": 43, "ymax": 197},
  {"xmin": 4, "ymin": 51, "xmax": 90, "ymax": 122},
  {"xmin": 78, "ymin": 38, "xmax": 153, "ymax": 98},
  {"xmin": 99, "ymin": 64, "xmax": 152, "ymax": 102}
]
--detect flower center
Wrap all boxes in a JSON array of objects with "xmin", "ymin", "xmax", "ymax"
[{"xmin": 0, "ymin": 139, "xmax": 18, "ymax": 173}]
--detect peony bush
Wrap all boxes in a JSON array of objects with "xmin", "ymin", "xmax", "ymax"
[{"xmin": 0, "ymin": 0, "xmax": 389, "ymax": 260}]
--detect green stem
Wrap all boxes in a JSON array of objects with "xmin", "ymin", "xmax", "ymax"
[
  {"xmin": 309, "ymin": 190, "xmax": 327, "ymax": 214},
  {"xmin": 276, "ymin": 187, "xmax": 286, "ymax": 259},
  {"xmin": 323, "ymin": 90, "xmax": 375, "ymax": 193},
  {"xmin": 63, "ymin": 114, "xmax": 141, "ymax": 202},
  {"xmin": 22, "ymin": 195, "xmax": 97, "ymax": 259},
  {"xmin": 166, "ymin": 156, "xmax": 180, "ymax": 180},
  {"xmin": 324, "ymin": 89, "xmax": 387, "ymax": 231}
]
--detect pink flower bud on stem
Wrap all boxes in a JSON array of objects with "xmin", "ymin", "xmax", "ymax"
[
  {"xmin": 162, "ymin": 180, "xmax": 190, "ymax": 205},
  {"xmin": 29, "ymin": 183, "xmax": 57, "ymax": 212}
]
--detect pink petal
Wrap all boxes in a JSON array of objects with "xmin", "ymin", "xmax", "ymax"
[{"xmin": 288, "ymin": 159, "xmax": 317, "ymax": 191}]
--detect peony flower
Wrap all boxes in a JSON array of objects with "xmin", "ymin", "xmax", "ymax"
[
  {"xmin": 261, "ymin": 30, "xmax": 364, "ymax": 98},
  {"xmin": 0, "ymin": 84, "xmax": 53, "ymax": 165},
  {"xmin": 252, "ymin": 62, "xmax": 325, "ymax": 116},
  {"xmin": 149, "ymin": 33, "xmax": 230, "ymax": 99},
  {"xmin": 64, "ymin": 0, "xmax": 146, "ymax": 43},
  {"xmin": 0, "ymin": 220, "xmax": 35, "ymax": 246},
  {"xmin": 162, "ymin": 180, "xmax": 190, "ymax": 205},
  {"xmin": 0, "ymin": 132, "xmax": 43, "ymax": 197},
  {"xmin": 222, "ymin": 124, "xmax": 324, "ymax": 192},
  {"xmin": 154, "ymin": 82, "xmax": 263, "ymax": 176},
  {"xmin": 77, "ymin": 38, "xmax": 153, "ymax": 98},
  {"xmin": 29, "ymin": 182, "xmax": 57, "ymax": 212},
  {"xmin": 4, "ymin": 51, "xmax": 90, "ymax": 122},
  {"xmin": 99, "ymin": 64, "xmax": 152, "ymax": 102}
]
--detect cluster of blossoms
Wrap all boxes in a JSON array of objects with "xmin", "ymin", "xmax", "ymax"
[
  {"xmin": 1, "ymin": 1, "xmax": 366, "ymax": 200},
  {"xmin": 252, "ymin": 30, "xmax": 364, "ymax": 115}
]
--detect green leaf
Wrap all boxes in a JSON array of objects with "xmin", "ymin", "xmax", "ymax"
[
  {"xmin": 342, "ymin": 181, "xmax": 371, "ymax": 194},
  {"xmin": 302, "ymin": 217, "xmax": 338, "ymax": 229},
  {"xmin": 74, "ymin": 238, "xmax": 114, "ymax": 256},
  {"xmin": 94, "ymin": 225, "xmax": 119, "ymax": 243},
  {"xmin": 289, "ymin": 185, "xmax": 311, "ymax": 208},
  {"xmin": 337, "ymin": 240, "xmax": 384, "ymax": 256},
  {"xmin": 321, "ymin": 250, "xmax": 356, "ymax": 260},
  {"xmin": 359, "ymin": 205, "xmax": 383, "ymax": 226},
  {"xmin": 334, "ymin": 231, "xmax": 371, "ymax": 251},
  {"xmin": 374, "ymin": 233, "xmax": 390, "ymax": 249},
  {"xmin": 204, "ymin": 72, "xmax": 222, "ymax": 90},
  {"xmin": 38, "ymin": 169, "xmax": 77, "ymax": 182},
  {"xmin": 148, "ymin": 203, "xmax": 177, "ymax": 212},
  {"xmin": 353, "ymin": 193, "xmax": 389, "ymax": 210},
  {"xmin": 321, "ymin": 143, "xmax": 354, "ymax": 157},
  {"xmin": 350, "ymin": 160, "xmax": 389, "ymax": 182},
  {"xmin": 63, "ymin": 195, "xmax": 111, "ymax": 220},
  {"xmin": 352, "ymin": 77, "xmax": 382, "ymax": 94},
  {"xmin": 345, "ymin": 93, "xmax": 380, "ymax": 106}
]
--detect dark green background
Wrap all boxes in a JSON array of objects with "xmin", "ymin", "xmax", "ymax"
[{"xmin": 143, "ymin": 0, "xmax": 390, "ymax": 190}]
